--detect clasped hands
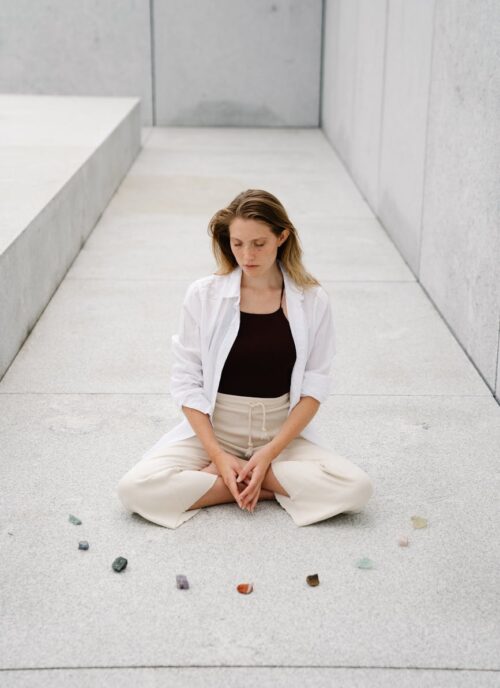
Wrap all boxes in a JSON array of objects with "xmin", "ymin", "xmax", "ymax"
[{"xmin": 212, "ymin": 444, "xmax": 275, "ymax": 513}]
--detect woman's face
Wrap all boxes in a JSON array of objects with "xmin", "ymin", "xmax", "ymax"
[{"xmin": 228, "ymin": 217, "xmax": 288, "ymax": 273}]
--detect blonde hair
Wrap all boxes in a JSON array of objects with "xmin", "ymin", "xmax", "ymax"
[{"xmin": 207, "ymin": 189, "xmax": 321, "ymax": 288}]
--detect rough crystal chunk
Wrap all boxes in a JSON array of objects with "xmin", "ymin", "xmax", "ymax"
[
  {"xmin": 68, "ymin": 514, "xmax": 82, "ymax": 525},
  {"xmin": 176, "ymin": 574, "xmax": 189, "ymax": 589},
  {"xmin": 356, "ymin": 557, "xmax": 374, "ymax": 569},
  {"xmin": 237, "ymin": 583, "xmax": 253, "ymax": 594},
  {"xmin": 78, "ymin": 541, "xmax": 89, "ymax": 550},
  {"xmin": 112, "ymin": 556, "xmax": 127, "ymax": 572},
  {"xmin": 411, "ymin": 515, "xmax": 428, "ymax": 529},
  {"xmin": 306, "ymin": 574, "xmax": 319, "ymax": 587}
]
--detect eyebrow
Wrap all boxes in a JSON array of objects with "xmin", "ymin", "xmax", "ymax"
[{"xmin": 231, "ymin": 237, "xmax": 266, "ymax": 241}]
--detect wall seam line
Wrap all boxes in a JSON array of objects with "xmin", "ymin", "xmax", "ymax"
[
  {"xmin": 417, "ymin": 0, "xmax": 438, "ymax": 278},
  {"xmin": 149, "ymin": 0, "xmax": 157, "ymax": 126}
]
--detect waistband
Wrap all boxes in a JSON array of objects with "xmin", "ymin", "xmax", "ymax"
[
  {"xmin": 215, "ymin": 390, "xmax": 290, "ymax": 410},
  {"xmin": 215, "ymin": 391, "xmax": 290, "ymax": 459}
]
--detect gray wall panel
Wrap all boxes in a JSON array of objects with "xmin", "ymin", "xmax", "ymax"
[
  {"xmin": 152, "ymin": 0, "xmax": 322, "ymax": 126},
  {"xmin": 378, "ymin": 0, "xmax": 435, "ymax": 274},
  {"xmin": 321, "ymin": 0, "xmax": 386, "ymax": 209},
  {"xmin": 321, "ymin": 0, "xmax": 500, "ymax": 400},
  {"xmin": 419, "ymin": 0, "xmax": 500, "ymax": 392},
  {"xmin": 0, "ymin": 0, "xmax": 153, "ymax": 125}
]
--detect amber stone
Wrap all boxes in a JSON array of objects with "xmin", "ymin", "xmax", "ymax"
[
  {"xmin": 176, "ymin": 574, "xmax": 189, "ymax": 589},
  {"xmin": 112, "ymin": 556, "xmax": 127, "ymax": 572},
  {"xmin": 237, "ymin": 583, "xmax": 253, "ymax": 594},
  {"xmin": 306, "ymin": 574, "xmax": 319, "ymax": 587}
]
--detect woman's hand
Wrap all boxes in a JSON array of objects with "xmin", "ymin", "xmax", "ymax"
[
  {"xmin": 212, "ymin": 450, "xmax": 253, "ymax": 509},
  {"xmin": 236, "ymin": 445, "xmax": 275, "ymax": 513}
]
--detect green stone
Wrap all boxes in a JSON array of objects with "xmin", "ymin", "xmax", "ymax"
[
  {"xmin": 68, "ymin": 514, "xmax": 82, "ymax": 525},
  {"xmin": 112, "ymin": 556, "xmax": 128, "ymax": 572},
  {"xmin": 356, "ymin": 557, "xmax": 374, "ymax": 569}
]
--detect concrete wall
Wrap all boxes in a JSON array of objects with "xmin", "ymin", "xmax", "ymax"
[
  {"xmin": 0, "ymin": 0, "xmax": 322, "ymax": 127},
  {"xmin": 0, "ymin": 0, "xmax": 153, "ymax": 124},
  {"xmin": 321, "ymin": 0, "xmax": 500, "ymax": 402}
]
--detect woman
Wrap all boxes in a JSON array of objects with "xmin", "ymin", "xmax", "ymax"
[{"xmin": 117, "ymin": 189, "xmax": 374, "ymax": 528}]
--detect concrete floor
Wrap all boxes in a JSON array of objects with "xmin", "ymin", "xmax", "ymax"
[{"xmin": 1, "ymin": 126, "xmax": 499, "ymax": 687}]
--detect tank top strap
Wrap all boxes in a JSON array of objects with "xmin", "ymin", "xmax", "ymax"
[{"xmin": 280, "ymin": 278, "xmax": 284, "ymax": 305}]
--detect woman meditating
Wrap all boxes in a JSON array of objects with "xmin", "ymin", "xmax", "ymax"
[{"xmin": 117, "ymin": 189, "xmax": 374, "ymax": 528}]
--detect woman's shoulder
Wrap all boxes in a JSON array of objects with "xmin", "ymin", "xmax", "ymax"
[
  {"xmin": 302, "ymin": 282, "xmax": 330, "ymax": 306},
  {"xmin": 184, "ymin": 273, "xmax": 224, "ymax": 301}
]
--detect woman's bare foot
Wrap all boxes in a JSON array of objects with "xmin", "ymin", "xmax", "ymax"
[{"xmin": 200, "ymin": 461, "xmax": 219, "ymax": 476}]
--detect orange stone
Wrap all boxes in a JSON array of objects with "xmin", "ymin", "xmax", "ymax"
[{"xmin": 237, "ymin": 583, "xmax": 253, "ymax": 594}]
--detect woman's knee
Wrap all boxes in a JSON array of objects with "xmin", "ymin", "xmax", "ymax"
[
  {"xmin": 349, "ymin": 468, "xmax": 374, "ymax": 507},
  {"xmin": 116, "ymin": 470, "xmax": 138, "ymax": 512}
]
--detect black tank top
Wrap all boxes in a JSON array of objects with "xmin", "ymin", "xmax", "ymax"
[{"xmin": 218, "ymin": 279, "xmax": 297, "ymax": 397}]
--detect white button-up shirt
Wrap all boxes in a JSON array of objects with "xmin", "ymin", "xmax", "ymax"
[{"xmin": 141, "ymin": 259, "xmax": 336, "ymax": 460}]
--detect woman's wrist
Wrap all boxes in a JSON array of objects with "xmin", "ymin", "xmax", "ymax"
[{"xmin": 209, "ymin": 445, "xmax": 226, "ymax": 463}]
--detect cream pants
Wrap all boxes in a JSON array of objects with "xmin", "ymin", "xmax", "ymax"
[{"xmin": 117, "ymin": 391, "xmax": 374, "ymax": 529}]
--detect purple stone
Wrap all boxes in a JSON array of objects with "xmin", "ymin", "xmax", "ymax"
[{"xmin": 176, "ymin": 574, "xmax": 189, "ymax": 589}]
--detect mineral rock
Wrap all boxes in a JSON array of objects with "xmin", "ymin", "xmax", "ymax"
[
  {"xmin": 176, "ymin": 574, "xmax": 189, "ymax": 589},
  {"xmin": 411, "ymin": 516, "xmax": 428, "ymax": 529},
  {"xmin": 112, "ymin": 556, "xmax": 127, "ymax": 572}
]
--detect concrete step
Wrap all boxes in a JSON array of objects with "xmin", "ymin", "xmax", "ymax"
[{"xmin": 0, "ymin": 94, "xmax": 142, "ymax": 379}]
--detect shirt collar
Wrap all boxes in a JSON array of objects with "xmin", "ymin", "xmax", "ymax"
[{"xmin": 221, "ymin": 259, "xmax": 304, "ymax": 303}]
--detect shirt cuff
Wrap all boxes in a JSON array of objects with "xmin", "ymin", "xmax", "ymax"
[
  {"xmin": 174, "ymin": 390, "xmax": 212, "ymax": 415},
  {"xmin": 299, "ymin": 372, "xmax": 332, "ymax": 404}
]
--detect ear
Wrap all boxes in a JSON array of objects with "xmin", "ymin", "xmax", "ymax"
[{"xmin": 279, "ymin": 229, "xmax": 290, "ymax": 245}]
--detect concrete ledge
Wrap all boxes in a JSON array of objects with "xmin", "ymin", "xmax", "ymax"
[{"xmin": 0, "ymin": 94, "xmax": 141, "ymax": 379}]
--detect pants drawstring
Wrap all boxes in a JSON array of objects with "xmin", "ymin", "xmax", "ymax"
[{"xmin": 244, "ymin": 401, "xmax": 271, "ymax": 458}]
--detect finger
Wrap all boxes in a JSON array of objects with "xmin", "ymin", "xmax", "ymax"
[
  {"xmin": 236, "ymin": 467, "xmax": 247, "ymax": 483},
  {"xmin": 241, "ymin": 484, "xmax": 258, "ymax": 509},
  {"xmin": 239, "ymin": 483, "xmax": 253, "ymax": 503},
  {"xmin": 227, "ymin": 475, "xmax": 244, "ymax": 508},
  {"xmin": 249, "ymin": 489, "xmax": 260, "ymax": 512}
]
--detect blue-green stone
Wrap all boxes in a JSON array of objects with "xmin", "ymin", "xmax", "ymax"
[{"xmin": 112, "ymin": 556, "xmax": 128, "ymax": 572}]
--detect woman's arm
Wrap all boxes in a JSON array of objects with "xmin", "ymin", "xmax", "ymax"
[
  {"xmin": 266, "ymin": 288, "xmax": 335, "ymax": 458},
  {"xmin": 267, "ymin": 396, "xmax": 320, "ymax": 459},
  {"xmin": 181, "ymin": 406, "xmax": 225, "ymax": 461},
  {"xmin": 170, "ymin": 283, "xmax": 212, "ymax": 414}
]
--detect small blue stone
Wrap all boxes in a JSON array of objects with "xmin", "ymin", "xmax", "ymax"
[{"xmin": 78, "ymin": 541, "xmax": 89, "ymax": 550}]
